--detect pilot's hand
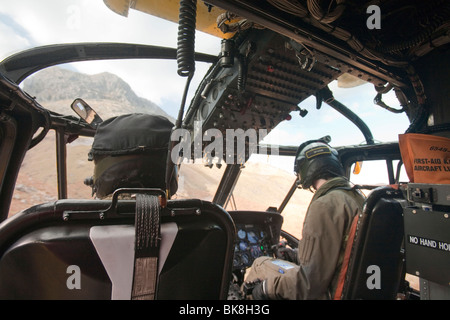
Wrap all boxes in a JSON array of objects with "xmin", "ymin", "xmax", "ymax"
[
  {"xmin": 251, "ymin": 280, "xmax": 268, "ymax": 300},
  {"xmin": 272, "ymin": 242, "xmax": 298, "ymax": 263}
]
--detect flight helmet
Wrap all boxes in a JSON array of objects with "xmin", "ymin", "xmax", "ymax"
[{"xmin": 294, "ymin": 136, "xmax": 344, "ymax": 189}]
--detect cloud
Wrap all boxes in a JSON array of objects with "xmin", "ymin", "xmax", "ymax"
[
  {"xmin": 0, "ymin": 22, "xmax": 32, "ymax": 59},
  {"xmin": 0, "ymin": 12, "xmax": 38, "ymax": 59},
  {"xmin": 261, "ymin": 127, "xmax": 306, "ymax": 146},
  {"xmin": 0, "ymin": 0, "xmax": 221, "ymax": 118}
]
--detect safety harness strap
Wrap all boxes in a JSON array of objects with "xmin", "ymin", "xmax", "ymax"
[
  {"xmin": 131, "ymin": 193, "xmax": 161, "ymax": 300},
  {"xmin": 333, "ymin": 213, "xmax": 360, "ymax": 300}
]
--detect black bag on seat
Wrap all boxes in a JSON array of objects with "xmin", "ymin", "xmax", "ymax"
[{"xmin": 87, "ymin": 113, "xmax": 177, "ymax": 198}]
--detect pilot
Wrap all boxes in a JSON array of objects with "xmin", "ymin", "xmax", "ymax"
[
  {"xmin": 247, "ymin": 136, "xmax": 365, "ymax": 300},
  {"xmin": 85, "ymin": 113, "xmax": 178, "ymax": 199}
]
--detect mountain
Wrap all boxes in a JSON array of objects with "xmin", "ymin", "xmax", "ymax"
[{"xmin": 22, "ymin": 67, "xmax": 174, "ymax": 122}]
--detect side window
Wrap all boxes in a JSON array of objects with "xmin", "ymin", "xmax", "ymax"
[
  {"xmin": 349, "ymin": 159, "xmax": 408, "ymax": 187},
  {"xmin": 10, "ymin": 131, "xmax": 94, "ymax": 217},
  {"xmin": 66, "ymin": 135, "xmax": 94, "ymax": 199},
  {"xmin": 11, "ymin": 131, "xmax": 57, "ymax": 216}
]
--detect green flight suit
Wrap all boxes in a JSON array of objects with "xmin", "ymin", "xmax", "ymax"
[{"xmin": 247, "ymin": 177, "xmax": 365, "ymax": 299}]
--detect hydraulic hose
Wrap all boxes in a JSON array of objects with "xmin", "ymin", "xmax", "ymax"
[
  {"xmin": 177, "ymin": 0, "xmax": 197, "ymax": 77},
  {"xmin": 166, "ymin": 0, "xmax": 198, "ymax": 199}
]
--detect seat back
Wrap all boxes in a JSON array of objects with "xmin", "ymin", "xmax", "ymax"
[
  {"xmin": 338, "ymin": 186, "xmax": 406, "ymax": 300},
  {"xmin": 0, "ymin": 195, "xmax": 235, "ymax": 299}
]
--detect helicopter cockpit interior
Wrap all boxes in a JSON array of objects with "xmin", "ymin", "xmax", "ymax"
[{"xmin": 0, "ymin": 0, "xmax": 449, "ymax": 301}]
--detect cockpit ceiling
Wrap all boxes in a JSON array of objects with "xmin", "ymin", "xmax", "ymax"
[
  {"xmin": 101, "ymin": 0, "xmax": 449, "ymax": 90},
  {"xmin": 204, "ymin": 0, "xmax": 450, "ymax": 84},
  {"xmin": 263, "ymin": 0, "xmax": 449, "ymax": 57}
]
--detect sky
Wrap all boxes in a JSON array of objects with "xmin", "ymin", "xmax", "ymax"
[
  {"xmin": 0, "ymin": 0, "xmax": 221, "ymax": 118},
  {"xmin": 0, "ymin": 0, "xmax": 411, "ymax": 155}
]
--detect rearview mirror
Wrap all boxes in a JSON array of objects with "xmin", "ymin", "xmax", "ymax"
[{"xmin": 71, "ymin": 98, "xmax": 103, "ymax": 128}]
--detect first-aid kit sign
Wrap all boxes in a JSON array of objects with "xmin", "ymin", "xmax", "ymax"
[{"xmin": 399, "ymin": 133, "xmax": 450, "ymax": 184}]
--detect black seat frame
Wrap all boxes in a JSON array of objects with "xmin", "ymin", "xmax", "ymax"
[{"xmin": 0, "ymin": 196, "xmax": 236, "ymax": 300}]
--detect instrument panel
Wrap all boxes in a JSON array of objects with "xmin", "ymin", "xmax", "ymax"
[
  {"xmin": 229, "ymin": 211, "xmax": 283, "ymax": 270},
  {"xmin": 233, "ymin": 224, "xmax": 273, "ymax": 269}
]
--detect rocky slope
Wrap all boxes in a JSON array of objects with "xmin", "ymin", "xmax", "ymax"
[{"xmin": 22, "ymin": 66, "xmax": 174, "ymax": 121}]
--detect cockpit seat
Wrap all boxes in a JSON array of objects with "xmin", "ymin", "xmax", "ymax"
[
  {"xmin": 0, "ymin": 190, "xmax": 236, "ymax": 299},
  {"xmin": 335, "ymin": 186, "xmax": 406, "ymax": 300}
]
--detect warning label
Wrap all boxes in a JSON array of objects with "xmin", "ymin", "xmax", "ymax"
[
  {"xmin": 399, "ymin": 133, "xmax": 450, "ymax": 184},
  {"xmin": 413, "ymin": 158, "xmax": 450, "ymax": 172},
  {"xmin": 407, "ymin": 234, "xmax": 450, "ymax": 252}
]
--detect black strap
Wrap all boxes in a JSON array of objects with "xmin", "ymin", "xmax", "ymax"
[{"xmin": 131, "ymin": 193, "xmax": 161, "ymax": 300}]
